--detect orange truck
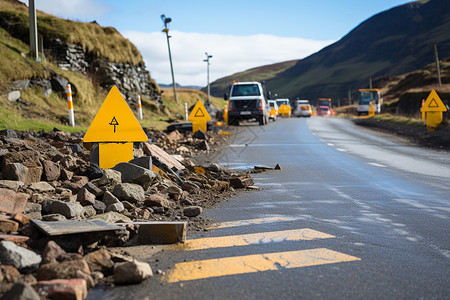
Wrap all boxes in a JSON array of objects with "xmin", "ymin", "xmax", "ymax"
[{"xmin": 316, "ymin": 98, "xmax": 332, "ymax": 116}]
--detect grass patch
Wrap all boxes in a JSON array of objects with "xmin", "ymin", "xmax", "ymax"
[{"xmin": 371, "ymin": 114, "xmax": 426, "ymax": 126}]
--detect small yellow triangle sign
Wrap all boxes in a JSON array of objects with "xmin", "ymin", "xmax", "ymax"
[
  {"xmin": 422, "ymin": 89, "xmax": 447, "ymax": 112},
  {"xmin": 188, "ymin": 100, "xmax": 211, "ymax": 121},
  {"xmin": 83, "ymin": 86, "xmax": 148, "ymax": 142}
]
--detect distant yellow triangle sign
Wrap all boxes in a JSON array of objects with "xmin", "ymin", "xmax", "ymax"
[
  {"xmin": 83, "ymin": 86, "xmax": 148, "ymax": 142},
  {"xmin": 188, "ymin": 100, "xmax": 211, "ymax": 121},
  {"xmin": 422, "ymin": 89, "xmax": 447, "ymax": 112}
]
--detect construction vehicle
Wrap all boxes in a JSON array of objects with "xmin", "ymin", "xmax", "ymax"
[
  {"xmin": 276, "ymin": 98, "xmax": 291, "ymax": 117},
  {"xmin": 357, "ymin": 89, "xmax": 382, "ymax": 115},
  {"xmin": 316, "ymin": 98, "xmax": 332, "ymax": 116}
]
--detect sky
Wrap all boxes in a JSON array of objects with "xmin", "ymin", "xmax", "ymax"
[{"xmin": 23, "ymin": 0, "xmax": 412, "ymax": 86}]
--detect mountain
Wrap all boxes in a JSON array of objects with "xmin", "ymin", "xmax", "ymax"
[{"xmin": 210, "ymin": 0, "xmax": 450, "ymax": 106}]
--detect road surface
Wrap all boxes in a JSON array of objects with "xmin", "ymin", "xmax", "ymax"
[{"xmin": 89, "ymin": 117, "xmax": 450, "ymax": 299}]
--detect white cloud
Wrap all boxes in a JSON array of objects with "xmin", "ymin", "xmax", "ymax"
[
  {"xmin": 124, "ymin": 30, "xmax": 334, "ymax": 87},
  {"xmin": 19, "ymin": 0, "xmax": 109, "ymax": 20}
]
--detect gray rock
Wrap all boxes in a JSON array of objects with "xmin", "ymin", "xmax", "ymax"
[
  {"xmin": 183, "ymin": 206, "xmax": 203, "ymax": 217},
  {"xmin": 92, "ymin": 200, "xmax": 106, "ymax": 214},
  {"xmin": 84, "ymin": 205, "xmax": 97, "ymax": 218},
  {"xmin": 83, "ymin": 182, "xmax": 103, "ymax": 197},
  {"xmin": 102, "ymin": 190, "xmax": 120, "ymax": 206},
  {"xmin": 76, "ymin": 187, "xmax": 96, "ymax": 206},
  {"xmin": 5, "ymin": 90, "xmax": 20, "ymax": 102},
  {"xmin": 90, "ymin": 211, "xmax": 131, "ymax": 223},
  {"xmin": 42, "ymin": 199, "xmax": 84, "ymax": 219},
  {"xmin": 0, "ymin": 180, "xmax": 25, "ymax": 191},
  {"xmin": 129, "ymin": 156, "xmax": 152, "ymax": 170},
  {"xmin": 2, "ymin": 163, "xmax": 28, "ymax": 182},
  {"xmin": 112, "ymin": 162, "xmax": 157, "ymax": 189},
  {"xmin": 106, "ymin": 202, "xmax": 124, "ymax": 213},
  {"xmin": 0, "ymin": 282, "xmax": 40, "ymax": 300},
  {"xmin": 112, "ymin": 183, "xmax": 145, "ymax": 203},
  {"xmin": 0, "ymin": 241, "xmax": 41, "ymax": 271},
  {"xmin": 97, "ymin": 169, "xmax": 121, "ymax": 187},
  {"xmin": 42, "ymin": 213, "xmax": 67, "ymax": 221},
  {"xmin": 29, "ymin": 182, "xmax": 55, "ymax": 193},
  {"xmin": 10, "ymin": 79, "xmax": 30, "ymax": 90},
  {"xmin": 114, "ymin": 260, "xmax": 153, "ymax": 284},
  {"xmin": 42, "ymin": 160, "xmax": 61, "ymax": 181},
  {"xmin": 0, "ymin": 129, "xmax": 18, "ymax": 138}
]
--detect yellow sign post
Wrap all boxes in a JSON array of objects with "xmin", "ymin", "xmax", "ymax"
[
  {"xmin": 223, "ymin": 105, "xmax": 228, "ymax": 125},
  {"xmin": 83, "ymin": 86, "xmax": 148, "ymax": 169},
  {"xmin": 188, "ymin": 100, "xmax": 211, "ymax": 133},
  {"xmin": 422, "ymin": 90, "xmax": 447, "ymax": 131}
]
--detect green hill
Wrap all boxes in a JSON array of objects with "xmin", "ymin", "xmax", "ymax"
[{"xmin": 210, "ymin": 0, "xmax": 450, "ymax": 106}]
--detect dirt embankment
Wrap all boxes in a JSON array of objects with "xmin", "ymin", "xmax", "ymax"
[{"xmin": 353, "ymin": 118, "xmax": 450, "ymax": 151}]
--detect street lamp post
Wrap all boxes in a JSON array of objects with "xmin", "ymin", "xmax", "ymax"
[
  {"xmin": 161, "ymin": 14, "xmax": 178, "ymax": 103},
  {"xmin": 203, "ymin": 52, "xmax": 212, "ymax": 106}
]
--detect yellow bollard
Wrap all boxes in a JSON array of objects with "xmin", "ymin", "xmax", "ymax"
[
  {"xmin": 368, "ymin": 101, "xmax": 375, "ymax": 117},
  {"xmin": 224, "ymin": 105, "xmax": 228, "ymax": 125}
]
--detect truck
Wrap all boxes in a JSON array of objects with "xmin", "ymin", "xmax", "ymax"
[
  {"xmin": 316, "ymin": 98, "xmax": 332, "ymax": 116},
  {"xmin": 225, "ymin": 81, "xmax": 270, "ymax": 126},
  {"xmin": 357, "ymin": 89, "xmax": 382, "ymax": 115},
  {"xmin": 293, "ymin": 99, "xmax": 311, "ymax": 117},
  {"xmin": 275, "ymin": 98, "xmax": 291, "ymax": 117}
]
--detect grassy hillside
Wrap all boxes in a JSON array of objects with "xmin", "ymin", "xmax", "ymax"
[
  {"xmin": 210, "ymin": 0, "xmax": 450, "ymax": 106},
  {"xmin": 209, "ymin": 60, "xmax": 299, "ymax": 98},
  {"xmin": 0, "ymin": 0, "xmax": 223, "ymax": 132}
]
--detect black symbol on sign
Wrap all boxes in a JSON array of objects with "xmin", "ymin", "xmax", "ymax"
[
  {"xmin": 109, "ymin": 116, "xmax": 119, "ymax": 133},
  {"xmin": 428, "ymin": 98, "xmax": 439, "ymax": 108},
  {"xmin": 194, "ymin": 108, "xmax": 205, "ymax": 117}
]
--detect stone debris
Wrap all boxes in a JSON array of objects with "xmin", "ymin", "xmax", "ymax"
[{"xmin": 0, "ymin": 127, "xmax": 259, "ymax": 298}]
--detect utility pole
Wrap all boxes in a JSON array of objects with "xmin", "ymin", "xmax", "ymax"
[
  {"xmin": 369, "ymin": 76, "xmax": 373, "ymax": 89},
  {"xmin": 161, "ymin": 14, "xmax": 178, "ymax": 103},
  {"xmin": 203, "ymin": 52, "xmax": 212, "ymax": 106},
  {"xmin": 29, "ymin": 0, "xmax": 39, "ymax": 61},
  {"xmin": 348, "ymin": 88, "xmax": 352, "ymax": 105},
  {"xmin": 433, "ymin": 43, "xmax": 442, "ymax": 87}
]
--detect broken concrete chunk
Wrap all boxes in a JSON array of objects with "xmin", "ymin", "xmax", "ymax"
[
  {"xmin": 106, "ymin": 202, "xmax": 124, "ymax": 213},
  {"xmin": 82, "ymin": 182, "xmax": 103, "ymax": 197},
  {"xmin": 0, "ymin": 240, "xmax": 41, "ymax": 271},
  {"xmin": 114, "ymin": 260, "xmax": 153, "ymax": 285},
  {"xmin": 136, "ymin": 221, "xmax": 186, "ymax": 244},
  {"xmin": 113, "ymin": 183, "xmax": 145, "ymax": 203},
  {"xmin": 144, "ymin": 194, "xmax": 169, "ymax": 208},
  {"xmin": 36, "ymin": 258, "xmax": 91, "ymax": 281}
]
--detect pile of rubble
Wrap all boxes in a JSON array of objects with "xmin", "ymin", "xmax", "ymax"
[{"xmin": 0, "ymin": 127, "xmax": 255, "ymax": 299}]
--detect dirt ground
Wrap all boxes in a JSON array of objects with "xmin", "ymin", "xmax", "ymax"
[{"xmin": 352, "ymin": 118, "xmax": 450, "ymax": 151}]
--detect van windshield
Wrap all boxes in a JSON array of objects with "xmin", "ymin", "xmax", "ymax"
[{"xmin": 231, "ymin": 84, "xmax": 261, "ymax": 96}]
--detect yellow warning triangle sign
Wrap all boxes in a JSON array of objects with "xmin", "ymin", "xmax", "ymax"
[
  {"xmin": 422, "ymin": 89, "xmax": 447, "ymax": 112},
  {"xmin": 83, "ymin": 86, "xmax": 148, "ymax": 142},
  {"xmin": 188, "ymin": 100, "xmax": 211, "ymax": 121}
]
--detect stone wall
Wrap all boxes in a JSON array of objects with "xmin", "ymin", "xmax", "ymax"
[{"xmin": 48, "ymin": 39, "xmax": 161, "ymax": 105}]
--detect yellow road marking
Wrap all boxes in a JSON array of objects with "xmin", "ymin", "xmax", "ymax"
[
  {"xmin": 176, "ymin": 228, "xmax": 335, "ymax": 251},
  {"xmin": 208, "ymin": 217, "xmax": 298, "ymax": 229},
  {"xmin": 165, "ymin": 248, "xmax": 360, "ymax": 283}
]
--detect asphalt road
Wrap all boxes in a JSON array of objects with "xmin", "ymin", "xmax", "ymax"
[{"xmin": 89, "ymin": 117, "xmax": 450, "ymax": 300}]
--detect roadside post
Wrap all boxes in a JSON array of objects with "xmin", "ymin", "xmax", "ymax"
[
  {"xmin": 420, "ymin": 99, "xmax": 425, "ymax": 120},
  {"xmin": 66, "ymin": 84, "xmax": 75, "ymax": 127},
  {"xmin": 137, "ymin": 95, "xmax": 143, "ymax": 120},
  {"xmin": 422, "ymin": 89, "xmax": 447, "ymax": 131},
  {"xmin": 83, "ymin": 86, "xmax": 148, "ymax": 169},
  {"xmin": 184, "ymin": 102, "xmax": 188, "ymax": 121},
  {"xmin": 188, "ymin": 99, "xmax": 211, "ymax": 133},
  {"xmin": 368, "ymin": 101, "xmax": 375, "ymax": 117},
  {"xmin": 224, "ymin": 105, "xmax": 228, "ymax": 125}
]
